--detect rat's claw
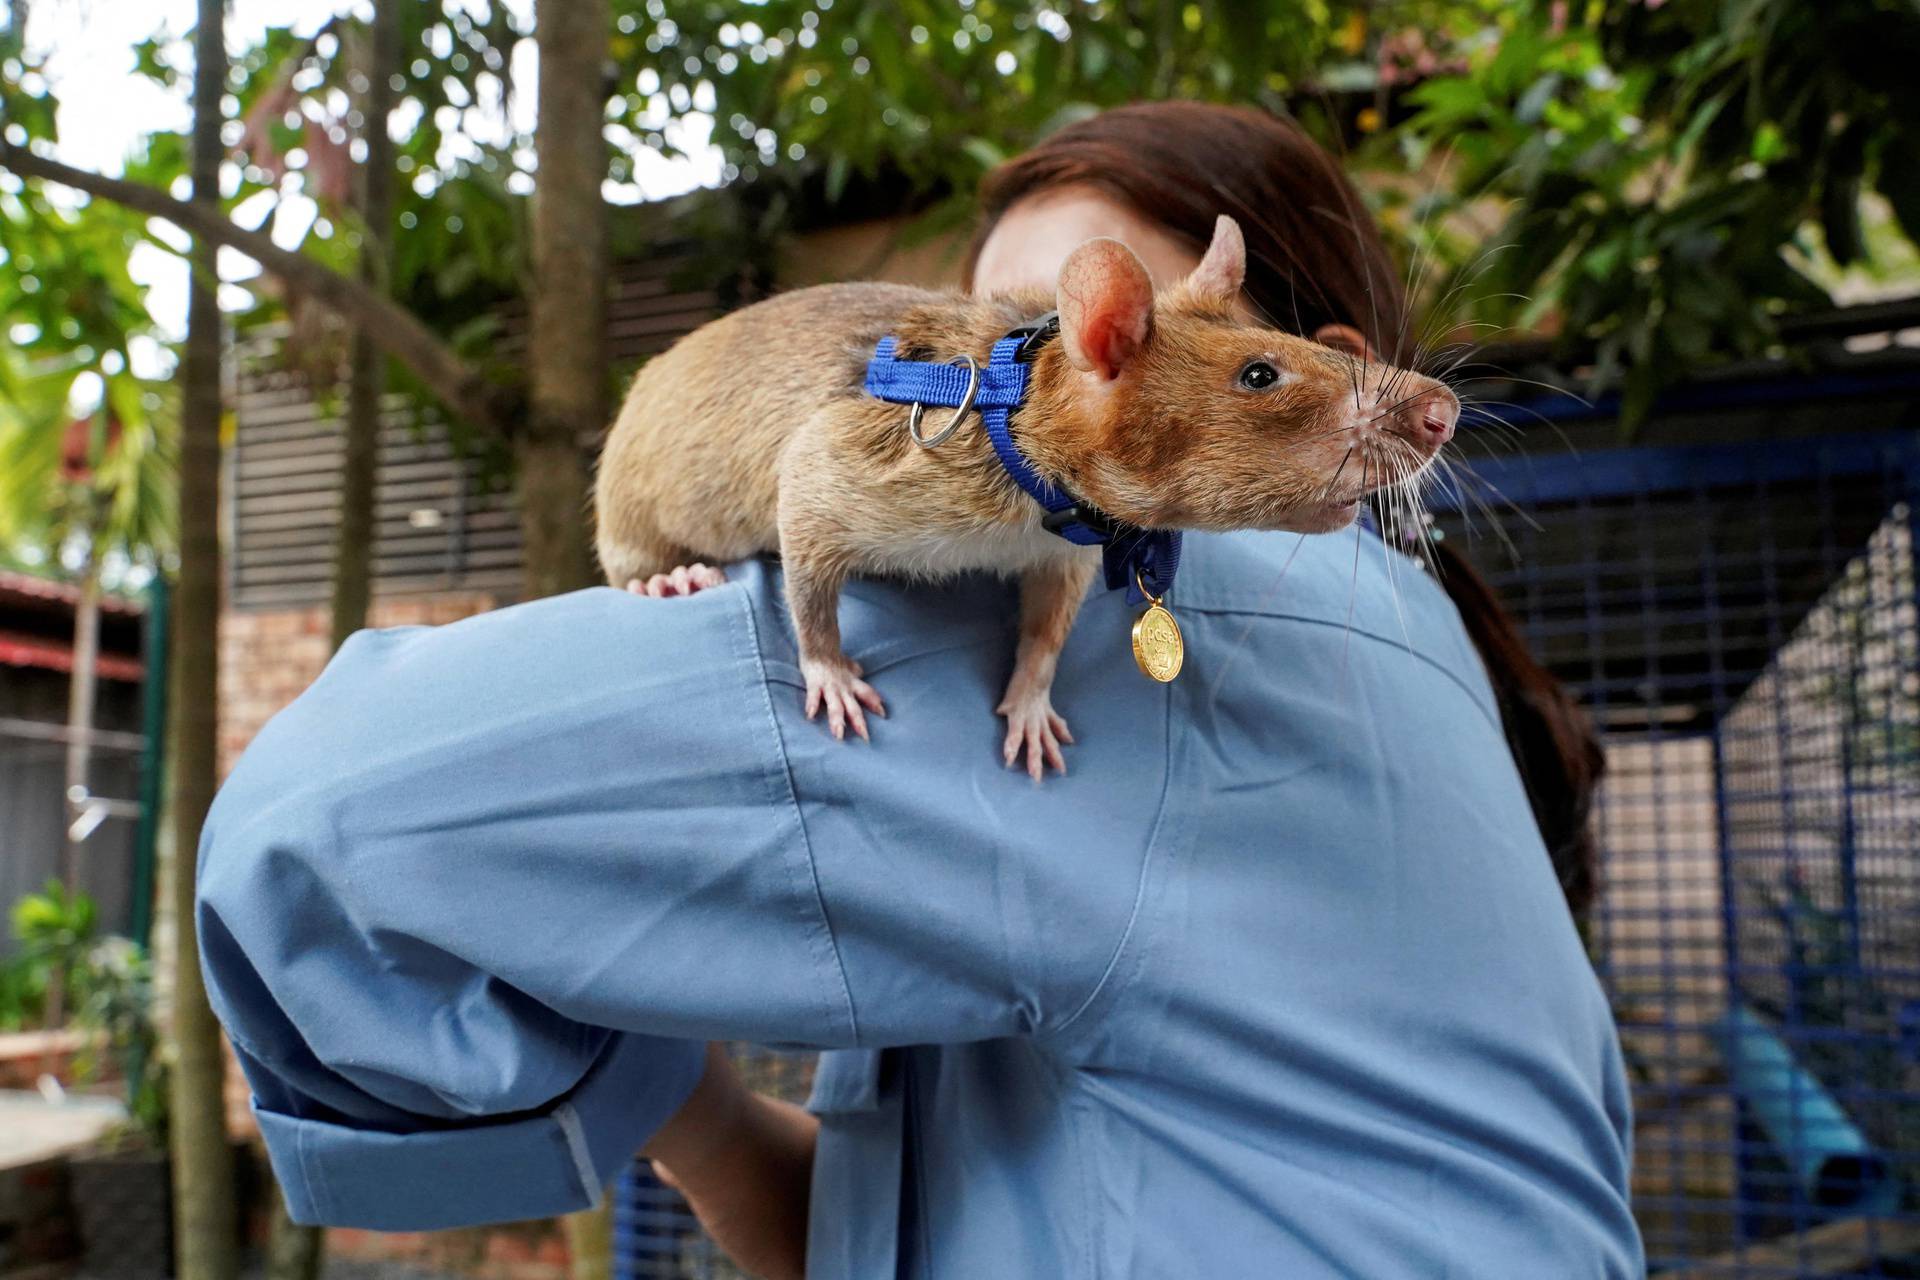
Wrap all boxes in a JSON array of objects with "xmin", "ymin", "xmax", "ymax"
[
  {"xmin": 999, "ymin": 695, "xmax": 1070, "ymax": 779},
  {"xmin": 803, "ymin": 662, "xmax": 883, "ymax": 744},
  {"xmin": 634, "ymin": 564, "xmax": 729, "ymax": 599},
  {"xmin": 685, "ymin": 563, "xmax": 728, "ymax": 591},
  {"xmin": 1042, "ymin": 729, "xmax": 1067, "ymax": 775},
  {"xmin": 1026, "ymin": 728, "xmax": 1048, "ymax": 781}
]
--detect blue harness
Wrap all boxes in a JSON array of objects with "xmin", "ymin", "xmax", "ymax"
[{"xmin": 862, "ymin": 312, "xmax": 1182, "ymax": 605}]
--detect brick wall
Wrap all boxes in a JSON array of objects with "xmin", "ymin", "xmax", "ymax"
[{"xmin": 326, "ymin": 1221, "xmax": 571, "ymax": 1280}]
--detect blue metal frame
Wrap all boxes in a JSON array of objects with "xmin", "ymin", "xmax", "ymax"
[
  {"xmin": 1431, "ymin": 430, "xmax": 1920, "ymax": 512},
  {"xmin": 1461, "ymin": 365, "xmax": 1920, "ymax": 429}
]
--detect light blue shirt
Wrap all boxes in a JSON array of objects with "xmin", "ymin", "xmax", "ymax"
[{"xmin": 198, "ymin": 530, "xmax": 1644, "ymax": 1278}]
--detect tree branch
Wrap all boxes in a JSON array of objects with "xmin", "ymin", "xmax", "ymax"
[{"xmin": 0, "ymin": 142, "xmax": 519, "ymax": 438}]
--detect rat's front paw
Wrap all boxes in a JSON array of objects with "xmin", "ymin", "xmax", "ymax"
[
  {"xmin": 802, "ymin": 659, "xmax": 887, "ymax": 742},
  {"xmin": 996, "ymin": 691, "xmax": 1073, "ymax": 780},
  {"xmin": 626, "ymin": 563, "xmax": 728, "ymax": 598}
]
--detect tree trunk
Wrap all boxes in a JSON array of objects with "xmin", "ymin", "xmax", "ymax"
[
  {"xmin": 565, "ymin": 1198, "xmax": 614, "ymax": 1280},
  {"xmin": 7, "ymin": 0, "xmax": 25, "ymax": 48},
  {"xmin": 533, "ymin": 16, "xmax": 614, "ymax": 1273},
  {"xmin": 63, "ymin": 552, "xmax": 100, "ymax": 887},
  {"xmin": 168, "ymin": 0, "xmax": 240, "ymax": 1276},
  {"xmin": 265, "ymin": 1193, "xmax": 325, "ymax": 1280},
  {"xmin": 524, "ymin": 0, "xmax": 608, "ymax": 600},
  {"xmin": 329, "ymin": 0, "xmax": 400, "ymax": 650}
]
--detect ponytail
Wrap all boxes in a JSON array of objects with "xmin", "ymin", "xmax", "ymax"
[{"xmin": 1429, "ymin": 542, "xmax": 1605, "ymax": 921}]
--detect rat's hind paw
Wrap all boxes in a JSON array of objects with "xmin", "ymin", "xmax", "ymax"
[
  {"xmin": 626, "ymin": 563, "xmax": 728, "ymax": 598},
  {"xmin": 802, "ymin": 659, "xmax": 887, "ymax": 742},
  {"xmin": 997, "ymin": 694, "xmax": 1073, "ymax": 781}
]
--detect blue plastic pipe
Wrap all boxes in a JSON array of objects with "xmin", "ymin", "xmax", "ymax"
[{"xmin": 1715, "ymin": 1004, "xmax": 1900, "ymax": 1216}]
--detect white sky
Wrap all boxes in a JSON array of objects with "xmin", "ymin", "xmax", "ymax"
[{"xmin": 26, "ymin": 0, "xmax": 724, "ymax": 346}]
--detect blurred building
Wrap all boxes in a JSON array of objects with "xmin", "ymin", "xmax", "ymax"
[{"xmin": 0, "ymin": 571, "xmax": 146, "ymax": 952}]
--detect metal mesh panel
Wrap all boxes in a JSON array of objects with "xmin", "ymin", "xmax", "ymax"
[{"xmin": 1439, "ymin": 432, "xmax": 1920, "ymax": 1276}]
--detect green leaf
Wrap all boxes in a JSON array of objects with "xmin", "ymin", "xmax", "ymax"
[
  {"xmin": 1821, "ymin": 120, "xmax": 1869, "ymax": 267},
  {"xmin": 1876, "ymin": 128, "xmax": 1920, "ymax": 251},
  {"xmin": 959, "ymin": 136, "xmax": 1005, "ymax": 173},
  {"xmin": 1618, "ymin": 363, "xmax": 1659, "ymax": 433},
  {"xmin": 824, "ymin": 152, "xmax": 851, "ymax": 205}
]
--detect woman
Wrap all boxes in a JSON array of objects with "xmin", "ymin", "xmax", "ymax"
[{"xmin": 197, "ymin": 103, "xmax": 1642, "ymax": 1278}]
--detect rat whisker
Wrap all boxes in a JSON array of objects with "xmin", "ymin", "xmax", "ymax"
[
  {"xmin": 1359, "ymin": 382, "xmax": 1450, "ymax": 428},
  {"xmin": 1447, "ymin": 406, "xmax": 1530, "ymax": 453},
  {"xmin": 1342, "ymin": 452, "xmax": 1370, "ymax": 677},
  {"xmin": 1413, "ymin": 246, "xmax": 1520, "ymax": 343},
  {"xmin": 1320, "ymin": 444, "xmax": 1358, "ymax": 502},
  {"xmin": 1395, "ymin": 235, "xmax": 1518, "ymax": 398},
  {"xmin": 1428, "ymin": 453, "xmax": 1520, "ymax": 563},
  {"xmin": 1382, "ymin": 185, "xmax": 1445, "ymax": 402},
  {"xmin": 1309, "ymin": 202, "xmax": 1390, "ymax": 395},
  {"xmin": 1449, "ymin": 368, "xmax": 1590, "ymax": 407},
  {"xmin": 1455, "ymin": 394, "xmax": 1574, "ymax": 446},
  {"xmin": 1373, "ymin": 465, "xmax": 1415, "ymax": 657},
  {"xmin": 1431, "ymin": 453, "xmax": 1539, "ymax": 555}
]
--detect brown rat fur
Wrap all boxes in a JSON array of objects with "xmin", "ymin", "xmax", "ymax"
[{"xmin": 594, "ymin": 216, "xmax": 1457, "ymax": 776}]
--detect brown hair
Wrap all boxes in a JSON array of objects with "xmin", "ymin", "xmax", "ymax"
[
  {"xmin": 966, "ymin": 101, "xmax": 1604, "ymax": 919},
  {"xmin": 965, "ymin": 100, "xmax": 1412, "ymax": 361}
]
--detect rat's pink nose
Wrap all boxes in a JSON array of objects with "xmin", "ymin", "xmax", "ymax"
[{"xmin": 1417, "ymin": 391, "xmax": 1458, "ymax": 446}]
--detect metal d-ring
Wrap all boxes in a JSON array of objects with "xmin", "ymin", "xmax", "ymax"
[
  {"xmin": 907, "ymin": 354, "xmax": 980, "ymax": 448},
  {"xmin": 1133, "ymin": 567, "xmax": 1164, "ymax": 608}
]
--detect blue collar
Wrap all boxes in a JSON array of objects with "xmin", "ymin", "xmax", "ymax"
[{"xmin": 863, "ymin": 312, "xmax": 1181, "ymax": 605}]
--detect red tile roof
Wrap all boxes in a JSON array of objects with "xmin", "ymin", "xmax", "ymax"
[
  {"xmin": 0, "ymin": 571, "xmax": 145, "ymax": 616},
  {"xmin": 0, "ymin": 629, "xmax": 144, "ymax": 681}
]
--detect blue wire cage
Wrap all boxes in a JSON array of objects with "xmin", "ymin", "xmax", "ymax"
[
  {"xmin": 614, "ymin": 419, "xmax": 1920, "ymax": 1278},
  {"xmin": 1431, "ymin": 423, "xmax": 1920, "ymax": 1276}
]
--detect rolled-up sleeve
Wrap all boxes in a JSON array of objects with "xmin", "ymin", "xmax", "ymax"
[{"xmin": 197, "ymin": 584, "xmax": 856, "ymax": 1229}]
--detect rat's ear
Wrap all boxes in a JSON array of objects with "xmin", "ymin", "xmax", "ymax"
[
  {"xmin": 1185, "ymin": 215, "xmax": 1246, "ymax": 303},
  {"xmin": 1313, "ymin": 323, "xmax": 1373, "ymax": 361},
  {"xmin": 1057, "ymin": 237, "xmax": 1154, "ymax": 379}
]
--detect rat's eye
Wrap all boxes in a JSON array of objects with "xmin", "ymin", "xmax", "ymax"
[{"xmin": 1239, "ymin": 360, "xmax": 1282, "ymax": 391}]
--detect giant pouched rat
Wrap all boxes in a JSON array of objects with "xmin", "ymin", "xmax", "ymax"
[{"xmin": 593, "ymin": 215, "xmax": 1458, "ymax": 777}]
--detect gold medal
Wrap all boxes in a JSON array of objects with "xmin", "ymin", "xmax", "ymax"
[{"xmin": 1130, "ymin": 571, "xmax": 1184, "ymax": 682}]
